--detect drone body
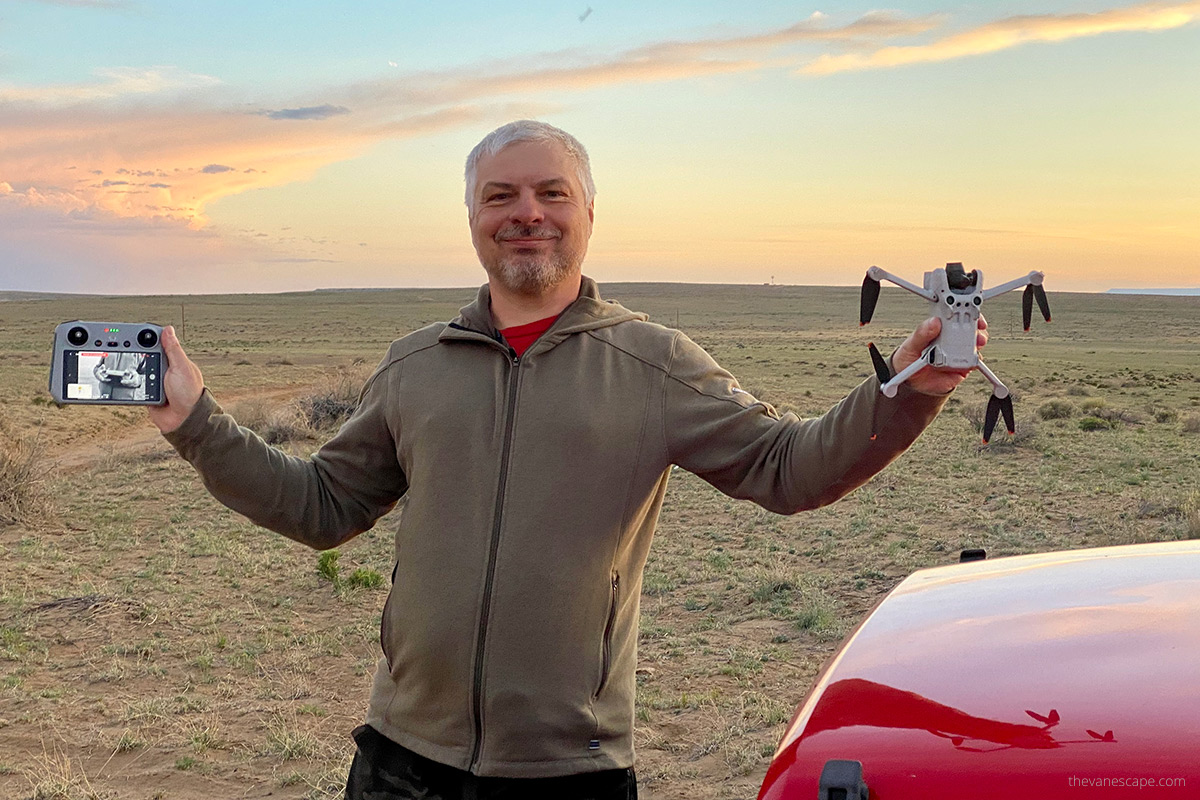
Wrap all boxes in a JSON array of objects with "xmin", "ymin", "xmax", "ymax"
[{"xmin": 860, "ymin": 262, "xmax": 1050, "ymax": 443}]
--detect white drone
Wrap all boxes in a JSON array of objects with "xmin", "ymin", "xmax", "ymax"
[{"xmin": 860, "ymin": 262, "xmax": 1050, "ymax": 443}]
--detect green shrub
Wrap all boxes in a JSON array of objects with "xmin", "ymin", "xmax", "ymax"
[
  {"xmin": 1038, "ymin": 400, "xmax": 1075, "ymax": 420},
  {"xmin": 1078, "ymin": 416, "xmax": 1115, "ymax": 432},
  {"xmin": 345, "ymin": 568, "xmax": 384, "ymax": 590},
  {"xmin": 316, "ymin": 550, "xmax": 340, "ymax": 584}
]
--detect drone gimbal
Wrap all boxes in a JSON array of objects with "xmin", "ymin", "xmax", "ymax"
[{"xmin": 860, "ymin": 262, "xmax": 1050, "ymax": 443}]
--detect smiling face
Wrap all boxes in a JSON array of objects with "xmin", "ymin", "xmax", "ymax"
[{"xmin": 468, "ymin": 139, "xmax": 594, "ymax": 297}]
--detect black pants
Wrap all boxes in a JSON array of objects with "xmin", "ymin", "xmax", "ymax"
[{"xmin": 345, "ymin": 725, "xmax": 637, "ymax": 800}]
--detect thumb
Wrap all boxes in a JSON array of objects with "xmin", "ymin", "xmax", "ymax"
[
  {"xmin": 893, "ymin": 317, "xmax": 941, "ymax": 373},
  {"xmin": 161, "ymin": 325, "xmax": 187, "ymax": 363},
  {"xmin": 902, "ymin": 317, "xmax": 941, "ymax": 354},
  {"xmin": 910, "ymin": 317, "xmax": 942, "ymax": 350}
]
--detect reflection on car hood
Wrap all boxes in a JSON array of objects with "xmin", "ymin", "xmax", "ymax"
[{"xmin": 759, "ymin": 540, "xmax": 1200, "ymax": 799}]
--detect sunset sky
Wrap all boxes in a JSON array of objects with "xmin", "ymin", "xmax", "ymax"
[{"xmin": 2, "ymin": 0, "xmax": 1197, "ymax": 294}]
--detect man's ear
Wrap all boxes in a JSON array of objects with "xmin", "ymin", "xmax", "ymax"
[{"xmin": 587, "ymin": 201, "xmax": 595, "ymax": 231}]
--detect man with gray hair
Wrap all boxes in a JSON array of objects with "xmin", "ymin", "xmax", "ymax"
[{"xmin": 151, "ymin": 119, "xmax": 986, "ymax": 799}]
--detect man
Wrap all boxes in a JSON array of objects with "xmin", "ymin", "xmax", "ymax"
[
  {"xmin": 94, "ymin": 351, "xmax": 148, "ymax": 400},
  {"xmin": 150, "ymin": 120, "xmax": 986, "ymax": 799}
]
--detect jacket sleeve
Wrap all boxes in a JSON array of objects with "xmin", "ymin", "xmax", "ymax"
[
  {"xmin": 662, "ymin": 332, "xmax": 947, "ymax": 514},
  {"xmin": 163, "ymin": 362, "xmax": 408, "ymax": 550}
]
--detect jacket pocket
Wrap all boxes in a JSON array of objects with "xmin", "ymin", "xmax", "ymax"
[
  {"xmin": 380, "ymin": 563, "xmax": 399, "ymax": 673},
  {"xmin": 594, "ymin": 572, "xmax": 620, "ymax": 700}
]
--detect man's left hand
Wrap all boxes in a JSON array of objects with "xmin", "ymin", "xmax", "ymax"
[{"xmin": 893, "ymin": 315, "xmax": 989, "ymax": 396}]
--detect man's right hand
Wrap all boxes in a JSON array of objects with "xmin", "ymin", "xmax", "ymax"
[{"xmin": 148, "ymin": 325, "xmax": 205, "ymax": 434}]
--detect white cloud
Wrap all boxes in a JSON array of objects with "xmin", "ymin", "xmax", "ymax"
[
  {"xmin": 801, "ymin": 0, "xmax": 1200, "ymax": 75},
  {"xmin": 0, "ymin": 66, "xmax": 221, "ymax": 104}
]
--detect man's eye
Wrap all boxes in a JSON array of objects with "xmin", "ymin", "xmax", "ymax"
[{"xmin": 485, "ymin": 193, "xmax": 509, "ymax": 202}]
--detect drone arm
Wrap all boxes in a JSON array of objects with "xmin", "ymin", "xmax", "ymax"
[
  {"xmin": 981, "ymin": 270, "xmax": 1044, "ymax": 301},
  {"xmin": 867, "ymin": 265, "xmax": 939, "ymax": 302},
  {"xmin": 975, "ymin": 358, "xmax": 1009, "ymax": 399},
  {"xmin": 977, "ymin": 357, "xmax": 1015, "ymax": 443},
  {"xmin": 878, "ymin": 346, "xmax": 934, "ymax": 398}
]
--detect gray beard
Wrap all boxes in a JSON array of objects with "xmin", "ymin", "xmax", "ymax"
[{"xmin": 491, "ymin": 251, "xmax": 576, "ymax": 297}]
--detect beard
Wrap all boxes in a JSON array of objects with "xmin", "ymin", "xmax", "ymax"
[{"xmin": 485, "ymin": 224, "xmax": 581, "ymax": 297}]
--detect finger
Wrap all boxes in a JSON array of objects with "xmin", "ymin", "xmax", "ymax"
[
  {"xmin": 977, "ymin": 313, "xmax": 989, "ymax": 330},
  {"xmin": 161, "ymin": 325, "xmax": 188, "ymax": 364},
  {"xmin": 909, "ymin": 317, "xmax": 942, "ymax": 350}
]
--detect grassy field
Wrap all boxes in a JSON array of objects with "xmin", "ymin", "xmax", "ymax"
[{"xmin": 1, "ymin": 283, "xmax": 1198, "ymax": 799}]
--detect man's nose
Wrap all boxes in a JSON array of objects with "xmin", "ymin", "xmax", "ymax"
[{"xmin": 510, "ymin": 190, "xmax": 545, "ymax": 223}]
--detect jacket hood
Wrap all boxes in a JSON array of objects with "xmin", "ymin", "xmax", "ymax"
[{"xmin": 441, "ymin": 276, "xmax": 647, "ymax": 352}]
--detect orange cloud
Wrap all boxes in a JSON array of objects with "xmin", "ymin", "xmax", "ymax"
[
  {"xmin": 802, "ymin": 0, "xmax": 1200, "ymax": 75},
  {"xmin": 7, "ymin": 4, "xmax": 1189, "ymax": 231},
  {"xmin": 0, "ymin": 9, "xmax": 931, "ymax": 235},
  {"xmin": 2, "ymin": 1, "xmax": 1196, "ymax": 291}
]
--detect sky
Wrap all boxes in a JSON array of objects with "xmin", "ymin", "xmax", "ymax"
[{"xmin": 1, "ymin": 0, "xmax": 1197, "ymax": 294}]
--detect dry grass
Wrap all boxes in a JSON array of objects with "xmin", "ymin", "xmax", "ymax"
[
  {"xmin": 0, "ymin": 285, "xmax": 1197, "ymax": 800},
  {"xmin": 229, "ymin": 398, "xmax": 312, "ymax": 445},
  {"xmin": 0, "ymin": 420, "xmax": 51, "ymax": 526},
  {"xmin": 296, "ymin": 370, "xmax": 365, "ymax": 431},
  {"xmin": 21, "ymin": 739, "xmax": 111, "ymax": 800}
]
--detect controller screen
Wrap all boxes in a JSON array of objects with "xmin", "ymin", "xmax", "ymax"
[{"xmin": 63, "ymin": 351, "xmax": 162, "ymax": 402}]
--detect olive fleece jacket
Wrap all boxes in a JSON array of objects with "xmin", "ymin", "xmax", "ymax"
[{"xmin": 164, "ymin": 276, "xmax": 948, "ymax": 778}]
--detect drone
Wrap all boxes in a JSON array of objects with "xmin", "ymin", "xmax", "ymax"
[{"xmin": 859, "ymin": 262, "xmax": 1050, "ymax": 443}]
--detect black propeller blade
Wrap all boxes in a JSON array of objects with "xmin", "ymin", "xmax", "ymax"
[
  {"xmin": 1000, "ymin": 395, "xmax": 1015, "ymax": 434},
  {"xmin": 867, "ymin": 342, "xmax": 891, "ymax": 385},
  {"xmin": 984, "ymin": 396, "xmax": 1001, "ymax": 443},
  {"xmin": 1023, "ymin": 284, "xmax": 1052, "ymax": 330},
  {"xmin": 983, "ymin": 395, "xmax": 1016, "ymax": 443},
  {"xmin": 1033, "ymin": 284, "xmax": 1051, "ymax": 322},
  {"xmin": 860, "ymin": 275, "xmax": 881, "ymax": 326}
]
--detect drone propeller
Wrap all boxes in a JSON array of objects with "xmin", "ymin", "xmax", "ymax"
[
  {"xmin": 867, "ymin": 343, "xmax": 891, "ymax": 385},
  {"xmin": 1022, "ymin": 284, "xmax": 1052, "ymax": 331},
  {"xmin": 860, "ymin": 275, "xmax": 881, "ymax": 326},
  {"xmin": 983, "ymin": 395, "xmax": 1016, "ymax": 443},
  {"xmin": 1034, "ymin": 284, "xmax": 1051, "ymax": 322},
  {"xmin": 1026, "ymin": 709, "xmax": 1061, "ymax": 726}
]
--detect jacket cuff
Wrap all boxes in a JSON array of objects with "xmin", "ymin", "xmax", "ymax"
[
  {"xmin": 162, "ymin": 388, "xmax": 221, "ymax": 455},
  {"xmin": 875, "ymin": 364, "xmax": 950, "ymax": 438}
]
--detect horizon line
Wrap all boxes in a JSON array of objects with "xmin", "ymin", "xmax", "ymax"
[{"xmin": 4, "ymin": 281, "xmax": 1199, "ymax": 300}]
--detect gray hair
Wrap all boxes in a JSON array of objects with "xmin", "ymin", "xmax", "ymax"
[{"xmin": 464, "ymin": 120, "xmax": 596, "ymax": 213}]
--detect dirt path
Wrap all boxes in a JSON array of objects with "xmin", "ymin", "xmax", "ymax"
[{"xmin": 47, "ymin": 385, "xmax": 303, "ymax": 472}]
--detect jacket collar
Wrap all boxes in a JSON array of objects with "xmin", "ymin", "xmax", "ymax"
[{"xmin": 440, "ymin": 275, "xmax": 646, "ymax": 353}]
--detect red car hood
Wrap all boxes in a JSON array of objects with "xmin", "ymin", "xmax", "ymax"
[{"xmin": 760, "ymin": 540, "xmax": 1200, "ymax": 799}]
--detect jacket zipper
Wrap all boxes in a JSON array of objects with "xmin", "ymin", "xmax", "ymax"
[
  {"xmin": 469, "ymin": 349, "xmax": 521, "ymax": 771},
  {"xmin": 595, "ymin": 572, "xmax": 620, "ymax": 699}
]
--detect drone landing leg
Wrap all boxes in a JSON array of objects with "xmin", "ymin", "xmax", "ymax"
[
  {"xmin": 977, "ymin": 358, "xmax": 1015, "ymax": 443},
  {"xmin": 879, "ymin": 346, "xmax": 933, "ymax": 398}
]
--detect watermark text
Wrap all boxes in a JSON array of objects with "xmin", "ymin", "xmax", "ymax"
[{"xmin": 1069, "ymin": 776, "xmax": 1187, "ymax": 789}]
